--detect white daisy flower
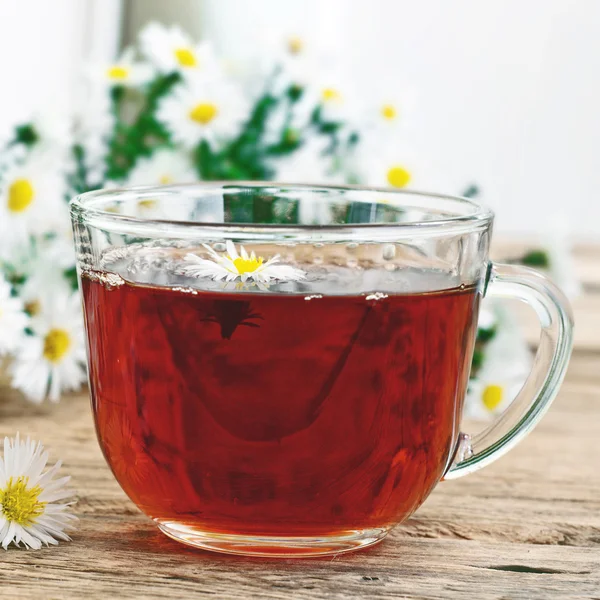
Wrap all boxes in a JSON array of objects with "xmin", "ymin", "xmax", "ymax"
[
  {"xmin": 0, "ymin": 433, "xmax": 76, "ymax": 549},
  {"xmin": 180, "ymin": 240, "xmax": 305, "ymax": 284},
  {"xmin": 0, "ymin": 152, "xmax": 67, "ymax": 260},
  {"xmin": 75, "ymin": 87, "xmax": 115, "ymax": 184},
  {"xmin": 11, "ymin": 291, "xmax": 87, "ymax": 403},
  {"xmin": 43, "ymin": 231, "xmax": 77, "ymax": 271},
  {"xmin": 361, "ymin": 87, "xmax": 419, "ymax": 134},
  {"xmin": 156, "ymin": 75, "xmax": 247, "ymax": 148},
  {"xmin": 91, "ymin": 47, "xmax": 153, "ymax": 88},
  {"xmin": 18, "ymin": 255, "xmax": 75, "ymax": 319},
  {"xmin": 355, "ymin": 137, "xmax": 445, "ymax": 193},
  {"xmin": 465, "ymin": 304, "xmax": 532, "ymax": 421},
  {"xmin": 15, "ymin": 110, "xmax": 73, "ymax": 161},
  {"xmin": 123, "ymin": 148, "xmax": 197, "ymax": 187},
  {"xmin": 139, "ymin": 22, "xmax": 221, "ymax": 77},
  {"xmin": 272, "ymin": 136, "xmax": 340, "ymax": 185},
  {"xmin": 312, "ymin": 73, "xmax": 355, "ymax": 123},
  {"xmin": 103, "ymin": 149, "xmax": 198, "ymax": 221},
  {"xmin": 0, "ymin": 276, "xmax": 28, "ymax": 357},
  {"xmin": 265, "ymin": 29, "xmax": 329, "ymax": 93}
]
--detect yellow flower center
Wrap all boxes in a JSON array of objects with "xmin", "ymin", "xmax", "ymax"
[
  {"xmin": 287, "ymin": 35, "xmax": 303, "ymax": 55},
  {"xmin": 322, "ymin": 88, "xmax": 342, "ymax": 103},
  {"xmin": 386, "ymin": 166, "xmax": 412, "ymax": 188},
  {"xmin": 189, "ymin": 102, "xmax": 219, "ymax": 125},
  {"xmin": 1, "ymin": 476, "xmax": 45, "ymax": 526},
  {"xmin": 381, "ymin": 104, "xmax": 397, "ymax": 120},
  {"xmin": 159, "ymin": 174, "xmax": 173, "ymax": 185},
  {"xmin": 106, "ymin": 65, "xmax": 130, "ymax": 80},
  {"xmin": 175, "ymin": 47, "xmax": 197, "ymax": 67},
  {"xmin": 7, "ymin": 179, "xmax": 35, "ymax": 213},
  {"xmin": 482, "ymin": 384, "xmax": 504, "ymax": 411},
  {"xmin": 138, "ymin": 199, "xmax": 157, "ymax": 209},
  {"xmin": 43, "ymin": 328, "xmax": 71, "ymax": 363},
  {"xmin": 233, "ymin": 256, "xmax": 264, "ymax": 275}
]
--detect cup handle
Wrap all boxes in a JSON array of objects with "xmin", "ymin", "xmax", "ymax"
[{"xmin": 444, "ymin": 262, "xmax": 574, "ymax": 479}]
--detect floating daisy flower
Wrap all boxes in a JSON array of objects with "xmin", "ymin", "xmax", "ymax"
[
  {"xmin": 92, "ymin": 47, "xmax": 153, "ymax": 88},
  {"xmin": 180, "ymin": 241, "xmax": 305, "ymax": 284},
  {"xmin": 0, "ymin": 277, "xmax": 28, "ymax": 357},
  {"xmin": 11, "ymin": 291, "xmax": 87, "ymax": 403},
  {"xmin": 139, "ymin": 22, "xmax": 220, "ymax": 76},
  {"xmin": 0, "ymin": 152, "xmax": 66, "ymax": 259},
  {"xmin": 0, "ymin": 433, "xmax": 76, "ymax": 549},
  {"xmin": 156, "ymin": 74, "xmax": 247, "ymax": 148}
]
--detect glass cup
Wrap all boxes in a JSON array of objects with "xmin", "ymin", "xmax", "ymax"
[{"xmin": 71, "ymin": 183, "xmax": 573, "ymax": 557}]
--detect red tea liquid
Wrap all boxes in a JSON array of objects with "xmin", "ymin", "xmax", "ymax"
[{"xmin": 82, "ymin": 272, "xmax": 478, "ymax": 537}]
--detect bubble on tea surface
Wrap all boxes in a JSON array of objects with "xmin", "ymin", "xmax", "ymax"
[{"xmin": 84, "ymin": 270, "xmax": 125, "ymax": 290}]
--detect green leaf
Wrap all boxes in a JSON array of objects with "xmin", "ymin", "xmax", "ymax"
[
  {"xmin": 286, "ymin": 84, "xmax": 304, "ymax": 102},
  {"xmin": 64, "ymin": 266, "xmax": 79, "ymax": 290},
  {"xmin": 462, "ymin": 184, "xmax": 480, "ymax": 198},
  {"xmin": 520, "ymin": 249, "xmax": 550, "ymax": 268},
  {"xmin": 477, "ymin": 326, "xmax": 497, "ymax": 344},
  {"xmin": 104, "ymin": 73, "xmax": 180, "ymax": 181},
  {"xmin": 15, "ymin": 124, "xmax": 38, "ymax": 146},
  {"xmin": 471, "ymin": 347, "xmax": 484, "ymax": 372}
]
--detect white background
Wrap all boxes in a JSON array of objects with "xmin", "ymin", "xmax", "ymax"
[{"xmin": 1, "ymin": 0, "xmax": 599, "ymax": 238}]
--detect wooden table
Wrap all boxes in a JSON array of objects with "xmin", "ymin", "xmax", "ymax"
[{"xmin": 1, "ymin": 242, "xmax": 599, "ymax": 599}]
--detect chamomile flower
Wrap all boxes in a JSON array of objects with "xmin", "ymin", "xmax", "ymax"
[
  {"xmin": 14, "ymin": 110, "xmax": 73, "ymax": 160},
  {"xmin": 124, "ymin": 149, "xmax": 197, "ymax": 187},
  {"xmin": 272, "ymin": 136, "xmax": 340, "ymax": 185},
  {"xmin": 139, "ymin": 22, "xmax": 220, "ymax": 77},
  {"xmin": 356, "ymin": 138, "xmax": 443, "ymax": 192},
  {"xmin": 465, "ymin": 305, "xmax": 531, "ymax": 421},
  {"xmin": 156, "ymin": 75, "xmax": 247, "ymax": 148},
  {"xmin": 0, "ymin": 277, "xmax": 28, "ymax": 356},
  {"xmin": 43, "ymin": 230, "xmax": 77, "ymax": 271},
  {"xmin": 314, "ymin": 75, "xmax": 354, "ymax": 123},
  {"xmin": 75, "ymin": 86, "xmax": 114, "ymax": 184},
  {"xmin": 266, "ymin": 29, "xmax": 328, "ymax": 94},
  {"xmin": 362, "ymin": 88, "xmax": 419, "ymax": 134},
  {"xmin": 92, "ymin": 47, "xmax": 153, "ymax": 88},
  {"xmin": 0, "ymin": 433, "xmax": 76, "ymax": 549},
  {"xmin": 180, "ymin": 240, "xmax": 305, "ymax": 284},
  {"xmin": 11, "ymin": 291, "xmax": 86, "ymax": 403},
  {"xmin": 0, "ymin": 152, "xmax": 66, "ymax": 259},
  {"xmin": 18, "ymin": 255, "xmax": 74, "ymax": 319}
]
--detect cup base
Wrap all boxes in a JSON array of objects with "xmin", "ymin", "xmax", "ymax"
[{"xmin": 155, "ymin": 521, "xmax": 389, "ymax": 557}]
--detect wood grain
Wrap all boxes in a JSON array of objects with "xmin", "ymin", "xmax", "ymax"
[{"xmin": 0, "ymin": 242, "xmax": 598, "ymax": 599}]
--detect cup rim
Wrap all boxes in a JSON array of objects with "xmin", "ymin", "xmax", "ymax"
[{"xmin": 71, "ymin": 181, "xmax": 494, "ymax": 236}]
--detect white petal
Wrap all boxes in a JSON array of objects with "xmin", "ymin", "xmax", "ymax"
[{"xmin": 225, "ymin": 240, "xmax": 239, "ymax": 260}]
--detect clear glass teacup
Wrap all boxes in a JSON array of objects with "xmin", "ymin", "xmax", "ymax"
[{"xmin": 71, "ymin": 183, "xmax": 573, "ymax": 557}]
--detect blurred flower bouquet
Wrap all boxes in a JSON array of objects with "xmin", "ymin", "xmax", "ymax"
[{"xmin": 0, "ymin": 23, "xmax": 530, "ymax": 413}]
